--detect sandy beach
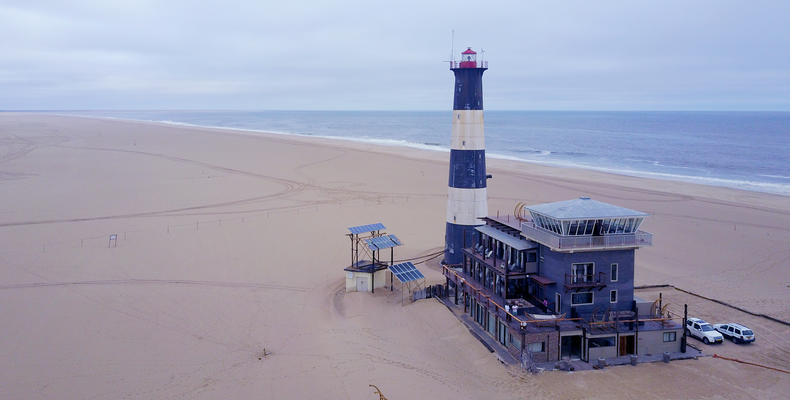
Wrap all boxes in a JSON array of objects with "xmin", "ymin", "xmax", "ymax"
[{"xmin": 1, "ymin": 113, "xmax": 788, "ymax": 399}]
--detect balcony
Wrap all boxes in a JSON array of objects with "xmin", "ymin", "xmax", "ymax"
[
  {"xmin": 521, "ymin": 222, "xmax": 652, "ymax": 252},
  {"xmin": 463, "ymin": 247, "xmax": 538, "ymax": 275},
  {"xmin": 564, "ymin": 272, "xmax": 607, "ymax": 291}
]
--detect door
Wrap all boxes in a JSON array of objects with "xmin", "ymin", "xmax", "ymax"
[
  {"xmin": 619, "ymin": 335, "xmax": 635, "ymax": 356},
  {"xmin": 356, "ymin": 277, "xmax": 368, "ymax": 292},
  {"xmin": 555, "ymin": 293, "xmax": 561, "ymax": 314},
  {"xmin": 561, "ymin": 336, "xmax": 582, "ymax": 360}
]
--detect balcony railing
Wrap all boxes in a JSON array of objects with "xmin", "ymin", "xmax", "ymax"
[
  {"xmin": 521, "ymin": 222, "xmax": 652, "ymax": 251},
  {"xmin": 564, "ymin": 272, "xmax": 607, "ymax": 290}
]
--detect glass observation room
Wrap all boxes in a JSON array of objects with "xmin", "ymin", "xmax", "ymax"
[{"xmin": 526, "ymin": 197, "xmax": 648, "ymax": 237}]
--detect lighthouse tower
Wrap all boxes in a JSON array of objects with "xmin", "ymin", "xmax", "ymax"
[{"xmin": 444, "ymin": 47, "xmax": 488, "ymax": 265}]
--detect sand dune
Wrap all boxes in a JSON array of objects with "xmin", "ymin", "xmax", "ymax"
[{"xmin": 0, "ymin": 113, "xmax": 787, "ymax": 399}]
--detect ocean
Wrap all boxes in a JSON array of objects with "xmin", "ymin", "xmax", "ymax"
[{"xmin": 60, "ymin": 110, "xmax": 790, "ymax": 196}]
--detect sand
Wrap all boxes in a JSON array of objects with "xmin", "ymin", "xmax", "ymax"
[{"xmin": 0, "ymin": 113, "xmax": 788, "ymax": 399}]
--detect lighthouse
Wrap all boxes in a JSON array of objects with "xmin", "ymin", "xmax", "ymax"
[{"xmin": 444, "ymin": 47, "xmax": 488, "ymax": 265}]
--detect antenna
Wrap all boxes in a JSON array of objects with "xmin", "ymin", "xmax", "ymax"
[{"xmin": 450, "ymin": 29, "xmax": 455, "ymax": 64}]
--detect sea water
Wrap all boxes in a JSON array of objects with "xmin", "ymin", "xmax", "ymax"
[{"xmin": 61, "ymin": 110, "xmax": 790, "ymax": 195}]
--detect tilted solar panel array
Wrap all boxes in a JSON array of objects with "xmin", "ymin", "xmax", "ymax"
[
  {"xmin": 388, "ymin": 262, "xmax": 425, "ymax": 283},
  {"xmin": 347, "ymin": 223, "xmax": 386, "ymax": 235},
  {"xmin": 364, "ymin": 234, "xmax": 402, "ymax": 251}
]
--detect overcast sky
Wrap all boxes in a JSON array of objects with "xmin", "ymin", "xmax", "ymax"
[{"xmin": 1, "ymin": 0, "xmax": 789, "ymax": 110}]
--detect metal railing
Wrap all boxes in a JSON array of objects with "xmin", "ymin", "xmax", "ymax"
[
  {"xmin": 449, "ymin": 60, "xmax": 488, "ymax": 69},
  {"xmin": 564, "ymin": 272, "xmax": 607, "ymax": 289},
  {"xmin": 521, "ymin": 222, "xmax": 652, "ymax": 251}
]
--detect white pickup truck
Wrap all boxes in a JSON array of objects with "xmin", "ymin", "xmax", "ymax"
[{"xmin": 686, "ymin": 317, "xmax": 723, "ymax": 344}]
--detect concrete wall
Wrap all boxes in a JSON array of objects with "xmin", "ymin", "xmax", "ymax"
[
  {"xmin": 539, "ymin": 245, "xmax": 635, "ymax": 317},
  {"xmin": 344, "ymin": 269, "xmax": 389, "ymax": 292},
  {"xmin": 637, "ymin": 328, "xmax": 682, "ymax": 355},
  {"xmin": 586, "ymin": 334, "xmax": 618, "ymax": 360}
]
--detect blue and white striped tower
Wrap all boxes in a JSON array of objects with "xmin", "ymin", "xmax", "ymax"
[{"xmin": 444, "ymin": 47, "xmax": 488, "ymax": 265}]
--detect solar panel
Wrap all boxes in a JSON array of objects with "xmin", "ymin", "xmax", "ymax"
[
  {"xmin": 348, "ymin": 223, "xmax": 386, "ymax": 235},
  {"xmin": 388, "ymin": 262, "xmax": 425, "ymax": 283},
  {"xmin": 364, "ymin": 234, "xmax": 403, "ymax": 251}
]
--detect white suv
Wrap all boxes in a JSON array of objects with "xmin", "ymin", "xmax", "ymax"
[
  {"xmin": 686, "ymin": 317, "xmax": 723, "ymax": 344},
  {"xmin": 714, "ymin": 323, "xmax": 755, "ymax": 344}
]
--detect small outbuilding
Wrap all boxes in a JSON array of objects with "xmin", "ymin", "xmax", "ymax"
[
  {"xmin": 344, "ymin": 223, "xmax": 402, "ymax": 293},
  {"xmin": 345, "ymin": 261, "xmax": 389, "ymax": 292}
]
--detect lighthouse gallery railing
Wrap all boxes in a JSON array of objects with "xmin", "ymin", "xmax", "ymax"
[{"xmin": 449, "ymin": 60, "xmax": 489, "ymax": 69}]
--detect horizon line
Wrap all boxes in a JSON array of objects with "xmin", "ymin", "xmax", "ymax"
[{"xmin": 4, "ymin": 109, "xmax": 790, "ymax": 113}]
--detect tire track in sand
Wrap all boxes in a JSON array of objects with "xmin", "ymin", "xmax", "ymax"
[
  {"xmin": 0, "ymin": 144, "xmax": 308, "ymax": 227},
  {"xmin": 0, "ymin": 279, "xmax": 310, "ymax": 292}
]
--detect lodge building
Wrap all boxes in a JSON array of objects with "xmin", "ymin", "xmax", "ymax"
[{"xmin": 443, "ymin": 197, "xmax": 682, "ymax": 364}]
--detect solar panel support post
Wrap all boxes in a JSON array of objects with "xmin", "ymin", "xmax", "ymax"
[
  {"xmin": 372, "ymin": 249, "xmax": 376, "ymax": 294},
  {"xmin": 390, "ymin": 248, "xmax": 394, "ymax": 291},
  {"xmin": 350, "ymin": 234, "xmax": 354, "ymax": 269}
]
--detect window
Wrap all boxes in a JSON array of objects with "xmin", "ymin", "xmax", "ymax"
[
  {"xmin": 610, "ymin": 290, "xmax": 618, "ymax": 303},
  {"xmin": 510, "ymin": 334, "xmax": 521, "ymax": 349},
  {"xmin": 663, "ymin": 332, "xmax": 677, "ymax": 342},
  {"xmin": 527, "ymin": 342, "xmax": 545, "ymax": 353},
  {"xmin": 571, "ymin": 292, "xmax": 593, "ymax": 305},
  {"xmin": 571, "ymin": 263, "xmax": 594, "ymax": 283},
  {"xmin": 588, "ymin": 337, "xmax": 616, "ymax": 348},
  {"xmin": 527, "ymin": 251, "xmax": 537, "ymax": 263},
  {"xmin": 610, "ymin": 263, "xmax": 618, "ymax": 282}
]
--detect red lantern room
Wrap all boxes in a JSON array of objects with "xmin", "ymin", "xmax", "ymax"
[{"xmin": 459, "ymin": 47, "xmax": 477, "ymax": 68}]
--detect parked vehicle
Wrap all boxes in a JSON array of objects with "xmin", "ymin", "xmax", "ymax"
[
  {"xmin": 686, "ymin": 317, "xmax": 723, "ymax": 344},
  {"xmin": 714, "ymin": 323, "xmax": 755, "ymax": 344}
]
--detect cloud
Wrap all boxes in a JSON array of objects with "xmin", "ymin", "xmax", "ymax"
[{"xmin": 1, "ymin": 0, "xmax": 789, "ymax": 110}]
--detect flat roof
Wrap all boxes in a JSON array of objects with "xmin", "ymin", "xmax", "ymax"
[
  {"xmin": 476, "ymin": 224, "xmax": 536, "ymax": 251},
  {"xmin": 530, "ymin": 275, "xmax": 556, "ymax": 286},
  {"xmin": 527, "ymin": 197, "xmax": 648, "ymax": 220}
]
